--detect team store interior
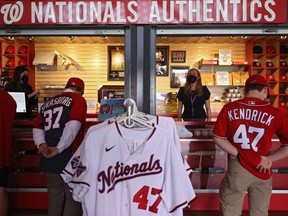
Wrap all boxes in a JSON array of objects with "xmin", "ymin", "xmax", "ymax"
[
  {"xmin": 1, "ymin": 35, "xmax": 287, "ymax": 117},
  {"xmin": 1, "ymin": 34, "xmax": 288, "ymax": 213}
]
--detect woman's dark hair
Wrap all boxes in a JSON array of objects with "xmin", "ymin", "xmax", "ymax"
[
  {"xmin": 13, "ymin": 66, "xmax": 29, "ymax": 83},
  {"xmin": 184, "ymin": 68, "xmax": 204, "ymax": 96},
  {"xmin": 4, "ymin": 66, "xmax": 29, "ymax": 91}
]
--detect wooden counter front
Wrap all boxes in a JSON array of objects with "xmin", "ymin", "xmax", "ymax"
[{"xmin": 9, "ymin": 119, "xmax": 288, "ymax": 211}]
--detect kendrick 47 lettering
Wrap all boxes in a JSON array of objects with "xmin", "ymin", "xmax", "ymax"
[
  {"xmin": 233, "ymin": 124, "xmax": 264, "ymax": 152},
  {"xmin": 133, "ymin": 185, "xmax": 162, "ymax": 214}
]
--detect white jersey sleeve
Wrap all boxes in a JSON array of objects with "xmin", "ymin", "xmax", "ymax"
[{"xmin": 156, "ymin": 116, "xmax": 192, "ymax": 174}]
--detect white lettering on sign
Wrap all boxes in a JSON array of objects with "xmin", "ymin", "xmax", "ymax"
[{"xmin": 0, "ymin": 0, "xmax": 282, "ymax": 25}]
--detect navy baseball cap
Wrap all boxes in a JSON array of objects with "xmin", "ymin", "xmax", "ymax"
[{"xmin": 245, "ymin": 74, "xmax": 268, "ymax": 87}]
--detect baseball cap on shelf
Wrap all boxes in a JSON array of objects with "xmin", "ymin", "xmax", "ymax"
[
  {"xmin": 245, "ymin": 74, "xmax": 268, "ymax": 87},
  {"xmin": 66, "ymin": 77, "xmax": 84, "ymax": 90}
]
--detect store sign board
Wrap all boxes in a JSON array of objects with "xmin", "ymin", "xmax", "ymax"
[{"xmin": 0, "ymin": 0, "xmax": 286, "ymax": 25}]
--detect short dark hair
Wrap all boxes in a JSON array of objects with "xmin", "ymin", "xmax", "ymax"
[
  {"xmin": 245, "ymin": 84, "xmax": 266, "ymax": 93},
  {"xmin": 66, "ymin": 85, "xmax": 83, "ymax": 95}
]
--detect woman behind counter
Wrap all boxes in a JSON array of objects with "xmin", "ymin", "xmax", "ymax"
[
  {"xmin": 4, "ymin": 66, "xmax": 39, "ymax": 118},
  {"xmin": 177, "ymin": 68, "xmax": 211, "ymax": 121}
]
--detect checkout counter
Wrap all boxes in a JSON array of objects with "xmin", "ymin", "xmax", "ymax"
[{"xmin": 8, "ymin": 117, "xmax": 288, "ymax": 212}]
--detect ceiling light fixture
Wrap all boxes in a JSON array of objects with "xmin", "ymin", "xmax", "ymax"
[
  {"xmin": 161, "ymin": 36, "xmax": 167, "ymax": 39},
  {"xmin": 8, "ymin": 36, "xmax": 14, "ymax": 40},
  {"xmin": 241, "ymin": 36, "xmax": 248, "ymax": 39},
  {"xmin": 68, "ymin": 36, "xmax": 74, "ymax": 41},
  {"xmin": 230, "ymin": 36, "xmax": 236, "ymax": 40},
  {"xmin": 101, "ymin": 36, "xmax": 108, "ymax": 40},
  {"xmin": 28, "ymin": 36, "xmax": 34, "ymax": 41},
  {"xmin": 280, "ymin": 36, "xmax": 287, "ymax": 39},
  {"xmin": 205, "ymin": 36, "xmax": 212, "ymax": 40}
]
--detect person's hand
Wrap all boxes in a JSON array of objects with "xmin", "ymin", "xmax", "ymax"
[
  {"xmin": 257, "ymin": 156, "xmax": 272, "ymax": 174},
  {"xmin": 45, "ymin": 147, "xmax": 59, "ymax": 158},
  {"xmin": 38, "ymin": 143, "xmax": 49, "ymax": 157}
]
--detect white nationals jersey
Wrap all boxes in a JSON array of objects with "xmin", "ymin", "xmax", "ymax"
[
  {"xmin": 61, "ymin": 116, "xmax": 192, "ymax": 184},
  {"xmin": 213, "ymin": 97, "xmax": 288, "ymax": 180},
  {"xmin": 68, "ymin": 122, "xmax": 195, "ymax": 216}
]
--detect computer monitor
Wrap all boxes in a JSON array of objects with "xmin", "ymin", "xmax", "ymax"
[{"xmin": 8, "ymin": 92, "xmax": 27, "ymax": 113}]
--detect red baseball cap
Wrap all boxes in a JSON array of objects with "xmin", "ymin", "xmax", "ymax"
[
  {"xmin": 245, "ymin": 74, "xmax": 268, "ymax": 87},
  {"xmin": 66, "ymin": 77, "xmax": 85, "ymax": 90}
]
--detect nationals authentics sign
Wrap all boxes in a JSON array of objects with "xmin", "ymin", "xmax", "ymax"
[{"xmin": 0, "ymin": 0, "xmax": 287, "ymax": 25}]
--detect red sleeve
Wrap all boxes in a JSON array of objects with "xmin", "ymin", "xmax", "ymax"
[
  {"xmin": 212, "ymin": 105, "xmax": 228, "ymax": 138},
  {"xmin": 69, "ymin": 94, "xmax": 87, "ymax": 123},
  {"xmin": 275, "ymin": 112, "xmax": 288, "ymax": 144}
]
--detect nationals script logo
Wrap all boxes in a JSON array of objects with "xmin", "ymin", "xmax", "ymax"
[
  {"xmin": 97, "ymin": 154, "xmax": 162, "ymax": 194},
  {"xmin": 1, "ymin": 1, "xmax": 23, "ymax": 24}
]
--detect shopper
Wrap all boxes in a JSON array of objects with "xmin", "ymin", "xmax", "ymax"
[
  {"xmin": 0, "ymin": 89, "xmax": 16, "ymax": 216},
  {"xmin": 212, "ymin": 74, "xmax": 288, "ymax": 216},
  {"xmin": 4, "ymin": 66, "xmax": 39, "ymax": 117},
  {"xmin": 177, "ymin": 68, "xmax": 211, "ymax": 121},
  {"xmin": 33, "ymin": 77, "xmax": 87, "ymax": 216}
]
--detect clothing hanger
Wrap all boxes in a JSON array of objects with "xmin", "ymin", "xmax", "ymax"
[{"xmin": 115, "ymin": 98, "xmax": 154, "ymax": 129}]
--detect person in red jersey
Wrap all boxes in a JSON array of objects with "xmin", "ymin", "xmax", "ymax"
[
  {"xmin": 0, "ymin": 89, "xmax": 16, "ymax": 216},
  {"xmin": 212, "ymin": 74, "xmax": 288, "ymax": 216},
  {"xmin": 33, "ymin": 77, "xmax": 87, "ymax": 216}
]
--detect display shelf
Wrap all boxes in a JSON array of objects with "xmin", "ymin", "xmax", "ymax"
[
  {"xmin": 197, "ymin": 58, "xmax": 249, "ymax": 89},
  {"xmin": 0, "ymin": 39, "xmax": 35, "ymax": 89},
  {"xmin": 246, "ymin": 40, "xmax": 288, "ymax": 112}
]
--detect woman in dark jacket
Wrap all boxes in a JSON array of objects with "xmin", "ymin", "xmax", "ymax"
[
  {"xmin": 5, "ymin": 66, "xmax": 39, "ymax": 117},
  {"xmin": 177, "ymin": 68, "xmax": 211, "ymax": 121}
]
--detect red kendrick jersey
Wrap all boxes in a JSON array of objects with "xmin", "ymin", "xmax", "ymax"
[
  {"xmin": 0, "ymin": 90, "xmax": 16, "ymax": 168},
  {"xmin": 213, "ymin": 97, "xmax": 288, "ymax": 179}
]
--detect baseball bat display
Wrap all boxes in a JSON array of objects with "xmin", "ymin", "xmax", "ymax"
[
  {"xmin": 272, "ymin": 168, "xmax": 288, "ymax": 173},
  {"xmin": 16, "ymin": 149, "xmax": 39, "ymax": 156},
  {"xmin": 182, "ymin": 150, "xmax": 224, "ymax": 156},
  {"xmin": 193, "ymin": 167, "xmax": 225, "ymax": 174}
]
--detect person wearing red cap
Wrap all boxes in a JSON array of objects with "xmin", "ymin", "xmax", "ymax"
[
  {"xmin": 212, "ymin": 74, "xmax": 288, "ymax": 216},
  {"xmin": 33, "ymin": 77, "xmax": 87, "ymax": 216},
  {"xmin": 0, "ymin": 89, "xmax": 16, "ymax": 216}
]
